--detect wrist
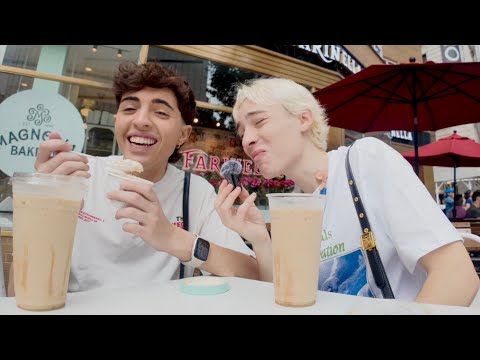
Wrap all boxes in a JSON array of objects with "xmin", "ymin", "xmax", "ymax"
[
  {"xmin": 164, "ymin": 227, "xmax": 196, "ymax": 262},
  {"xmin": 246, "ymin": 228, "xmax": 271, "ymax": 247},
  {"xmin": 182, "ymin": 235, "xmax": 210, "ymax": 268}
]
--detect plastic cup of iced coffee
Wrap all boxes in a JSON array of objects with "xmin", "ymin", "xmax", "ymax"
[
  {"xmin": 11, "ymin": 172, "xmax": 88, "ymax": 311},
  {"xmin": 267, "ymin": 193, "xmax": 326, "ymax": 307}
]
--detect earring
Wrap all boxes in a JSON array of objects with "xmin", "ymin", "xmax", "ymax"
[{"xmin": 176, "ymin": 144, "xmax": 182, "ymax": 149}]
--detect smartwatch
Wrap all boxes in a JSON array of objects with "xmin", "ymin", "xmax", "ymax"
[{"xmin": 182, "ymin": 235, "xmax": 210, "ymax": 268}]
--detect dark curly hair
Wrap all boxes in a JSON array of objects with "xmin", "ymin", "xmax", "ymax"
[{"xmin": 113, "ymin": 61, "xmax": 197, "ymax": 163}]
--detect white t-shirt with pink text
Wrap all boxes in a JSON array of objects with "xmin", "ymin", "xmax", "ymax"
[{"xmin": 69, "ymin": 156, "xmax": 254, "ymax": 292}]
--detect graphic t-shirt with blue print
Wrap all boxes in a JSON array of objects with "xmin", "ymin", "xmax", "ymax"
[
  {"xmin": 313, "ymin": 185, "xmax": 374, "ymax": 298},
  {"xmin": 307, "ymin": 138, "xmax": 462, "ymax": 301}
]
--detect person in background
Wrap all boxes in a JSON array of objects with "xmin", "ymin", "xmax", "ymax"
[
  {"xmin": 214, "ymin": 77, "xmax": 479, "ymax": 306},
  {"xmin": 438, "ymin": 192, "xmax": 445, "ymax": 205},
  {"xmin": 466, "ymin": 191, "xmax": 480, "ymax": 218},
  {"xmin": 444, "ymin": 188, "xmax": 455, "ymax": 216},
  {"xmin": 438, "ymin": 191, "xmax": 446, "ymax": 214},
  {"xmin": 8, "ymin": 61, "xmax": 258, "ymax": 296},
  {"xmin": 447, "ymin": 194, "xmax": 467, "ymax": 219},
  {"xmin": 464, "ymin": 190, "xmax": 473, "ymax": 210}
]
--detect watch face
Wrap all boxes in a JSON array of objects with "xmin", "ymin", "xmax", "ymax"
[{"xmin": 194, "ymin": 238, "xmax": 210, "ymax": 261}]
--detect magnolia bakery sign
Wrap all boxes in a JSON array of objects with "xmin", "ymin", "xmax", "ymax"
[{"xmin": 0, "ymin": 90, "xmax": 85, "ymax": 176}]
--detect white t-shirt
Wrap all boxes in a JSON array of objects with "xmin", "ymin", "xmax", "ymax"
[
  {"xmin": 69, "ymin": 156, "xmax": 254, "ymax": 292},
  {"xmin": 315, "ymin": 137, "xmax": 462, "ymax": 301}
]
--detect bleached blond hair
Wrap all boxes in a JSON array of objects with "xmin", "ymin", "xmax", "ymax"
[{"xmin": 232, "ymin": 77, "xmax": 329, "ymax": 151}]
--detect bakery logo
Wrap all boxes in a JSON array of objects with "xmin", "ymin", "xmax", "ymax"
[
  {"xmin": 0, "ymin": 90, "xmax": 85, "ymax": 176},
  {"xmin": 27, "ymin": 104, "xmax": 52, "ymax": 126}
]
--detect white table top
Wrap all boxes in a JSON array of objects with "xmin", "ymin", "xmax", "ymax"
[{"xmin": 0, "ymin": 277, "xmax": 478, "ymax": 315}]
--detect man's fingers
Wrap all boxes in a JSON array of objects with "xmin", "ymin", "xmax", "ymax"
[
  {"xmin": 37, "ymin": 154, "xmax": 89, "ymax": 174},
  {"xmin": 51, "ymin": 160, "xmax": 89, "ymax": 175},
  {"xmin": 219, "ymin": 186, "xmax": 242, "ymax": 212},
  {"xmin": 122, "ymin": 222, "xmax": 143, "ymax": 238},
  {"xmin": 236, "ymin": 192, "xmax": 257, "ymax": 220},
  {"xmin": 49, "ymin": 131, "xmax": 63, "ymax": 140},
  {"xmin": 35, "ymin": 139, "xmax": 72, "ymax": 169},
  {"xmin": 107, "ymin": 187, "xmax": 154, "ymax": 214},
  {"xmin": 118, "ymin": 180, "xmax": 156, "ymax": 202},
  {"xmin": 115, "ymin": 206, "xmax": 144, "ymax": 223},
  {"xmin": 218, "ymin": 179, "xmax": 228, "ymax": 191},
  {"xmin": 69, "ymin": 170, "xmax": 91, "ymax": 179},
  {"xmin": 215, "ymin": 181, "xmax": 234, "ymax": 204},
  {"xmin": 238, "ymin": 186, "xmax": 251, "ymax": 202}
]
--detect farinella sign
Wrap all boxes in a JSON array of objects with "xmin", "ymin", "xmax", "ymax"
[
  {"xmin": 297, "ymin": 45, "xmax": 363, "ymax": 74},
  {"xmin": 387, "ymin": 130, "xmax": 413, "ymax": 141},
  {"xmin": 0, "ymin": 90, "xmax": 85, "ymax": 176}
]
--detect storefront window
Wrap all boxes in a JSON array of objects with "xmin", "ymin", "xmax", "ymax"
[
  {"xmin": 177, "ymin": 107, "xmax": 244, "ymax": 168},
  {"xmin": 2, "ymin": 45, "xmax": 141, "ymax": 83},
  {"xmin": 1, "ymin": 45, "xmax": 42, "ymax": 70},
  {"xmin": 196, "ymin": 107, "xmax": 234, "ymax": 131},
  {"xmin": 0, "ymin": 72, "xmax": 120, "ymax": 171},
  {"xmin": 86, "ymin": 126, "xmax": 117, "ymax": 157},
  {"xmin": 0, "ymin": 73, "xmax": 33, "ymax": 103},
  {"xmin": 206, "ymin": 62, "xmax": 263, "ymax": 108},
  {"xmin": 345, "ymin": 129, "xmax": 432, "ymax": 150},
  {"xmin": 148, "ymin": 46, "xmax": 263, "ymax": 107},
  {"xmin": 173, "ymin": 107, "xmax": 295, "ymax": 206},
  {"xmin": 65, "ymin": 45, "xmax": 141, "ymax": 82},
  {"xmin": 0, "ymin": 72, "xmax": 117, "ymax": 123},
  {"xmin": 1, "ymin": 46, "xmax": 296, "ymax": 207}
]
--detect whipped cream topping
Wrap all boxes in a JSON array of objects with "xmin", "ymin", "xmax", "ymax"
[
  {"xmin": 110, "ymin": 158, "xmax": 144, "ymax": 174},
  {"xmin": 107, "ymin": 158, "xmax": 153, "ymax": 185}
]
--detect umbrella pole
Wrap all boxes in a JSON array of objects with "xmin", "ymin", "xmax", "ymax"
[
  {"xmin": 453, "ymin": 159, "xmax": 457, "ymax": 219},
  {"xmin": 413, "ymin": 116, "xmax": 420, "ymax": 175},
  {"xmin": 412, "ymin": 82, "xmax": 420, "ymax": 175}
]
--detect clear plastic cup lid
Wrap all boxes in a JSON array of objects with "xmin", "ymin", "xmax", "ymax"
[
  {"xmin": 11, "ymin": 172, "xmax": 88, "ymax": 186},
  {"xmin": 10, "ymin": 172, "xmax": 88, "ymax": 200}
]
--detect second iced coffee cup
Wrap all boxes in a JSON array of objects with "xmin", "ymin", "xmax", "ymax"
[
  {"xmin": 11, "ymin": 172, "xmax": 88, "ymax": 311},
  {"xmin": 267, "ymin": 193, "xmax": 326, "ymax": 307}
]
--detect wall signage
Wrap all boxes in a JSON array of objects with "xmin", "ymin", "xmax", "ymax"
[
  {"xmin": 0, "ymin": 90, "xmax": 85, "ymax": 176},
  {"xmin": 297, "ymin": 45, "xmax": 363, "ymax": 74}
]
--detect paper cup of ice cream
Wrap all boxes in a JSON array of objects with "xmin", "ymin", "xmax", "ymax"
[{"xmin": 106, "ymin": 158, "xmax": 153, "ymax": 223}]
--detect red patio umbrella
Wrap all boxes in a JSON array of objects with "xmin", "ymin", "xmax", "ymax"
[
  {"xmin": 402, "ymin": 131, "xmax": 480, "ymax": 194},
  {"xmin": 313, "ymin": 60, "xmax": 480, "ymax": 175}
]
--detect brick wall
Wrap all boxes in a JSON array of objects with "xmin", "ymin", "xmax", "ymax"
[
  {"xmin": 1, "ymin": 233, "xmax": 12, "ymax": 293},
  {"xmin": 382, "ymin": 45, "xmax": 422, "ymax": 64},
  {"xmin": 344, "ymin": 45, "xmax": 423, "ymax": 67},
  {"xmin": 344, "ymin": 45, "xmax": 383, "ymax": 66}
]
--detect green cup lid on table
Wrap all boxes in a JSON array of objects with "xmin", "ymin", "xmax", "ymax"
[{"xmin": 179, "ymin": 276, "xmax": 230, "ymax": 295}]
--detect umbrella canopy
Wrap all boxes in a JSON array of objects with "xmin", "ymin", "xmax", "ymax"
[
  {"xmin": 402, "ymin": 132, "xmax": 480, "ymax": 167},
  {"xmin": 403, "ymin": 131, "xmax": 480, "ymax": 218},
  {"xmin": 313, "ymin": 60, "xmax": 480, "ymax": 174}
]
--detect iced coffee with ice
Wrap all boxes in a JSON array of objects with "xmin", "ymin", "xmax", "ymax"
[
  {"xmin": 267, "ymin": 193, "xmax": 326, "ymax": 307},
  {"xmin": 11, "ymin": 173, "xmax": 87, "ymax": 311}
]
